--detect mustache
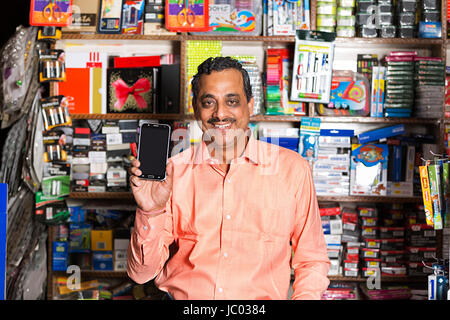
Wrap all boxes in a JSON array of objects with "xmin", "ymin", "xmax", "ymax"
[{"xmin": 207, "ymin": 117, "xmax": 236, "ymax": 125}]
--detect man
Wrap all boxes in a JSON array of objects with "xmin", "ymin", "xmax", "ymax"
[{"xmin": 127, "ymin": 57, "xmax": 330, "ymax": 300}]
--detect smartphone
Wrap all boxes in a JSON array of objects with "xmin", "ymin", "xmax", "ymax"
[{"xmin": 137, "ymin": 123, "xmax": 171, "ymax": 181}]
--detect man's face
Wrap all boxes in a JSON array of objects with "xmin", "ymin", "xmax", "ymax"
[{"xmin": 194, "ymin": 68, "xmax": 254, "ymax": 149}]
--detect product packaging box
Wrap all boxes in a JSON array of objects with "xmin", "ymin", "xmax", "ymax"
[
  {"xmin": 92, "ymin": 251, "xmax": 114, "ymax": 271},
  {"xmin": 91, "ymin": 230, "xmax": 113, "ymax": 251}
]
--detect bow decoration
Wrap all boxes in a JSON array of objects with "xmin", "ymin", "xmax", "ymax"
[{"xmin": 112, "ymin": 78, "xmax": 151, "ymax": 111}]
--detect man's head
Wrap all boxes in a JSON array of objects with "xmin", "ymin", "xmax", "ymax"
[{"xmin": 191, "ymin": 57, "xmax": 254, "ymax": 150}]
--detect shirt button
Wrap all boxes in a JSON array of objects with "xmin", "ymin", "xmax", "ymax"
[
  {"xmin": 225, "ymin": 215, "xmax": 231, "ymax": 220},
  {"xmin": 143, "ymin": 226, "xmax": 148, "ymax": 231},
  {"xmin": 150, "ymin": 224, "xmax": 155, "ymax": 230},
  {"xmin": 218, "ymin": 288, "xmax": 223, "ymax": 293},
  {"xmin": 223, "ymin": 252, "xmax": 228, "ymax": 258},
  {"xmin": 227, "ymin": 178, "xmax": 232, "ymax": 183}
]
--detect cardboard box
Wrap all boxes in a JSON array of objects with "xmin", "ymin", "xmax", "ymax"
[
  {"xmin": 93, "ymin": 251, "xmax": 114, "ymax": 271},
  {"xmin": 91, "ymin": 230, "xmax": 113, "ymax": 251}
]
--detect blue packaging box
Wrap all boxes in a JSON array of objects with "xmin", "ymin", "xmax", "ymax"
[
  {"xmin": 358, "ymin": 124, "xmax": 405, "ymax": 144},
  {"xmin": 260, "ymin": 137, "xmax": 299, "ymax": 152},
  {"xmin": 53, "ymin": 241, "xmax": 69, "ymax": 271},
  {"xmin": 93, "ymin": 251, "xmax": 114, "ymax": 271},
  {"xmin": 320, "ymin": 129, "xmax": 354, "ymax": 137},
  {"xmin": 418, "ymin": 21, "xmax": 442, "ymax": 38}
]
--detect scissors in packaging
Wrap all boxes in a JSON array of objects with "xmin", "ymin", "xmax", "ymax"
[
  {"xmin": 42, "ymin": 0, "xmax": 62, "ymax": 22},
  {"xmin": 177, "ymin": 0, "xmax": 195, "ymax": 26}
]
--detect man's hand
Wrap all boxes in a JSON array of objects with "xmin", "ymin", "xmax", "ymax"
[{"xmin": 129, "ymin": 158, "xmax": 173, "ymax": 212}]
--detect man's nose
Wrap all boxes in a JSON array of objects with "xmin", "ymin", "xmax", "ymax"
[{"xmin": 212, "ymin": 101, "xmax": 230, "ymax": 120}]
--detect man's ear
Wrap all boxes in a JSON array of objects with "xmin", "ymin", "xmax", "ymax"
[{"xmin": 247, "ymin": 97, "xmax": 255, "ymax": 117}]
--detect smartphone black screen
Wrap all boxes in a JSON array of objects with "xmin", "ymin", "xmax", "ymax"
[{"xmin": 137, "ymin": 123, "xmax": 171, "ymax": 180}]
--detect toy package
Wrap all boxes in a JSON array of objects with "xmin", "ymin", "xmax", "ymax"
[
  {"xmin": 315, "ymin": 70, "xmax": 370, "ymax": 116},
  {"xmin": 350, "ymin": 143, "xmax": 388, "ymax": 196},
  {"xmin": 165, "ymin": 0, "xmax": 209, "ymax": 32},
  {"xmin": 30, "ymin": 0, "xmax": 73, "ymax": 27},
  {"xmin": 290, "ymin": 30, "xmax": 336, "ymax": 104},
  {"xmin": 192, "ymin": 0, "xmax": 262, "ymax": 35}
]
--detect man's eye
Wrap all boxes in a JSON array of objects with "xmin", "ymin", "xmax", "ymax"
[
  {"xmin": 201, "ymin": 100, "xmax": 215, "ymax": 107},
  {"xmin": 228, "ymin": 99, "xmax": 239, "ymax": 105}
]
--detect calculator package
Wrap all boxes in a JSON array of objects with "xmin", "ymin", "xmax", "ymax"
[
  {"xmin": 192, "ymin": 0, "xmax": 262, "ymax": 35},
  {"xmin": 290, "ymin": 30, "xmax": 336, "ymax": 104}
]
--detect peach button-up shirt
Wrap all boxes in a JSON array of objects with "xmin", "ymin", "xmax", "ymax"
[{"xmin": 127, "ymin": 133, "xmax": 330, "ymax": 300}]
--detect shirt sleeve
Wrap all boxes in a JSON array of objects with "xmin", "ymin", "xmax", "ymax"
[
  {"xmin": 290, "ymin": 159, "xmax": 330, "ymax": 300},
  {"xmin": 127, "ymin": 196, "xmax": 174, "ymax": 284}
]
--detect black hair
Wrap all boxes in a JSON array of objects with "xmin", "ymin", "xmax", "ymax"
[{"xmin": 191, "ymin": 56, "xmax": 253, "ymax": 107}]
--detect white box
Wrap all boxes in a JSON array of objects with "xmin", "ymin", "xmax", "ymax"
[
  {"xmin": 114, "ymin": 260, "xmax": 127, "ymax": 272},
  {"xmin": 114, "ymin": 239, "xmax": 130, "ymax": 251},
  {"xmin": 115, "ymin": 250, "xmax": 127, "ymax": 261},
  {"xmin": 328, "ymin": 259, "xmax": 341, "ymax": 276},
  {"xmin": 324, "ymin": 234, "xmax": 342, "ymax": 246}
]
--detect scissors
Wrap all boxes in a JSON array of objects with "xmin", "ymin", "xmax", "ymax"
[
  {"xmin": 42, "ymin": 0, "xmax": 62, "ymax": 21},
  {"xmin": 177, "ymin": 0, "xmax": 195, "ymax": 27}
]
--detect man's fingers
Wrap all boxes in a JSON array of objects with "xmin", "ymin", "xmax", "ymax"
[
  {"xmin": 130, "ymin": 175, "xmax": 142, "ymax": 187},
  {"xmin": 163, "ymin": 161, "xmax": 174, "ymax": 188},
  {"xmin": 131, "ymin": 159, "xmax": 141, "ymax": 168},
  {"xmin": 130, "ymin": 166, "xmax": 142, "ymax": 177}
]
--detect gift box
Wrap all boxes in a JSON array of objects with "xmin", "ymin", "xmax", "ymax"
[{"xmin": 107, "ymin": 67, "xmax": 157, "ymax": 113}]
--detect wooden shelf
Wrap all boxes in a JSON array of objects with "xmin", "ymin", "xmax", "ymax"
[
  {"xmin": 335, "ymin": 37, "xmax": 443, "ymax": 46},
  {"xmin": 69, "ymin": 192, "xmax": 421, "ymax": 203},
  {"xmin": 69, "ymin": 192, "xmax": 134, "ymax": 199},
  {"xmin": 328, "ymin": 275, "xmax": 426, "ymax": 283},
  {"xmin": 186, "ymin": 35, "xmax": 296, "ymax": 42},
  {"xmin": 53, "ymin": 271, "xmax": 128, "ymax": 278},
  {"xmin": 317, "ymin": 196, "xmax": 422, "ymax": 203},
  {"xmin": 61, "ymin": 33, "xmax": 443, "ymax": 46},
  {"xmin": 70, "ymin": 113, "xmax": 440, "ymax": 124},
  {"xmin": 61, "ymin": 33, "xmax": 182, "ymax": 41},
  {"xmin": 71, "ymin": 113, "xmax": 183, "ymax": 120}
]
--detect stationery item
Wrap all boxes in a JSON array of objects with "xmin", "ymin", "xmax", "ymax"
[
  {"xmin": 185, "ymin": 40, "xmax": 222, "ymax": 113},
  {"xmin": 192, "ymin": 0, "xmax": 262, "ymax": 35},
  {"xmin": 419, "ymin": 165, "xmax": 435, "ymax": 227},
  {"xmin": 121, "ymin": 0, "xmax": 145, "ymax": 34},
  {"xmin": 55, "ymin": 50, "xmax": 108, "ymax": 114},
  {"xmin": 266, "ymin": 48, "xmax": 306, "ymax": 115},
  {"xmin": 62, "ymin": 0, "xmax": 99, "ymax": 33},
  {"xmin": 315, "ymin": 70, "xmax": 370, "ymax": 117},
  {"xmin": 428, "ymin": 164, "xmax": 444, "ymax": 230},
  {"xmin": 290, "ymin": 30, "xmax": 335, "ymax": 104},
  {"xmin": 97, "ymin": 0, "xmax": 124, "ymax": 33},
  {"xmin": 30, "ymin": 0, "xmax": 73, "ymax": 26},
  {"xmin": 299, "ymin": 117, "xmax": 321, "ymax": 162},
  {"xmin": 165, "ymin": 0, "xmax": 209, "ymax": 32},
  {"xmin": 350, "ymin": 143, "xmax": 388, "ymax": 196}
]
